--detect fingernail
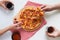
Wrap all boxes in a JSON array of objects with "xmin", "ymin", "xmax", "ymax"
[
  {"xmin": 16, "ymin": 21, "xmax": 18, "ymax": 23},
  {"xmin": 14, "ymin": 18, "xmax": 17, "ymax": 20},
  {"xmin": 15, "ymin": 21, "xmax": 18, "ymax": 23}
]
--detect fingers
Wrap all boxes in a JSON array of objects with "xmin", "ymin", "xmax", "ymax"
[
  {"xmin": 46, "ymin": 32, "xmax": 56, "ymax": 38},
  {"xmin": 0, "ymin": 1, "xmax": 7, "ymax": 9},
  {"xmin": 0, "ymin": 2, "xmax": 7, "ymax": 9},
  {"xmin": 17, "ymin": 22, "xmax": 23, "ymax": 26},
  {"xmin": 42, "ymin": 7, "xmax": 47, "ymax": 11},
  {"xmin": 40, "ymin": 4, "xmax": 48, "ymax": 12},
  {"xmin": 14, "ymin": 18, "xmax": 23, "ymax": 26},
  {"xmin": 46, "ymin": 31, "xmax": 59, "ymax": 38},
  {"xmin": 15, "ymin": 22, "xmax": 23, "ymax": 27},
  {"xmin": 41, "ymin": 4, "xmax": 46, "ymax": 9},
  {"xmin": 0, "ymin": 0, "xmax": 13, "ymax": 10},
  {"xmin": 10, "ymin": 22, "xmax": 23, "ymax": 30},
  {"xmin": 13, "ymin": 18, "xmax": 23, "ymax": 25},
  {"xmin": 14, "ymin": 20, "xmax": 18, "ymax": 24},
  {"xmin": 1, "ymin": 3, "xmax": 7, "ymax": 9},
  {"xmin": 2, "ymin": 0, "xmax": 11, "ymax": 2},
  {"xmin": 41, "ymin": 5, "xmax": 52, "ymax": 12}
]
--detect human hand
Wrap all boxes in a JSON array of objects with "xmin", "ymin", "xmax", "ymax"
[
  {"xmin": 41, "ymin": 4, "xmax": 55, "ymax": 12},
  {"xmin": 9, "ymin": 22, "xmax": 23, "ymax": 30},
  {"xmin": 0, "ymin": 0, "xmax": 14, "ymax": 10},
  {"xmin": 46, "ymin": 28, "xmax": 60, "ymax": 38}
]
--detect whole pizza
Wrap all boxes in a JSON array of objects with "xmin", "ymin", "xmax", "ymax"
[{"xmin": 14, "ymin": 6, "xmax": 44, "ymax": 31}]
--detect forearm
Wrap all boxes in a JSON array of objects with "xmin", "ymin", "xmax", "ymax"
[
  {"xmin": 0, "ymin": 26, "xmax": 10, "ymax": 35},
  {"xmin": 0, "ymin": 22, "xmax": 21, "ymax": 36},
  {"xmin": 53, "ymin": 3, "xmax": 60, "ymax": 10}
]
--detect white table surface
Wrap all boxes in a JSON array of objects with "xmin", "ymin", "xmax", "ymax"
[{"xmin": 0, "ymin": 0, "xmax": 60, "ymax": 40}]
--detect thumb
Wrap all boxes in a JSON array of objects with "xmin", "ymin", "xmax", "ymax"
[
  {"xmin": 15, "ymin": 22, "xmax": 23, "ymax": 29},
  {"xmin": 42, "ymin": 7, "xmax": 47, "ymax": 11},
  {"xmin": 1, "ymin": 4, "xmax": 7, "ymax": 9}
]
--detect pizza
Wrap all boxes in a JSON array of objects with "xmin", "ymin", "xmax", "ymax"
[{"xmin": 14, "ymin": 6, "xmax": 44, "ymax": 31}]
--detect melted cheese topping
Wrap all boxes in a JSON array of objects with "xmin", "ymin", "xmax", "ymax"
[{"xmin": 14, "ymin": 6, "xmax": 44, "ymax": 31}]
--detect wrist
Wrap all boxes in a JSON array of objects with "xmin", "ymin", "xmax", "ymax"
[
  {"xmin": 52, "ymin": 4, "xmax": 60, "ymax": 10},
  {"xmin": 6, "ymin": 26, "xmax": 11, "ymax": 30},
  {"xmin": 8, "ymin": 25, "xmax": 16, "ymax": 30},
  {"xmin": 58, "ymin": 31, "xmax": 60, "ymax": 36},
  {"xmin": 8, "ymin": 26, "xmax": 13, "ymax": 30},
  {"xmin": 7, "ymin": 25, "xmax": 13, "ymax": 30},
  {"xmin": 51, "ymin": 5, "xmax": 57, "ymax": 10}
]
